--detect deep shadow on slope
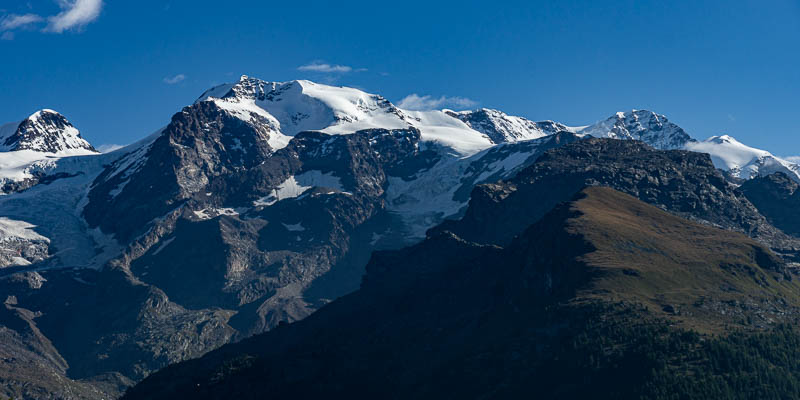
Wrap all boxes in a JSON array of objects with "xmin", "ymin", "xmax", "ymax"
[
  {"xmin": 740, "ymin": 172, "xmax": 800, "ymax": 237},
  {"xmin": 124, "ymin": 187, "xmax": 800, "ymax": 400}
]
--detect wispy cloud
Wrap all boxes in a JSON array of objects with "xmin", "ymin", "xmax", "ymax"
[
  {"xmin": 44, "ymin": 0, "xmax": 104, "ymax": 33},
  {"xmin": 0, "ymin": 13, "xmax": 43, "ymax": 30},
  {"xmin": 163, "ymin": 74, "xmax": 186, "ymax": 84},
  {"xmin": 397, "ymin": 94, "xmax": 478, "ymax": 111},
  {"xmin": 298, "ymin": 62, "xmax": 354, "ymax": 73},
  {"xmin": 784, "ymin": 156, "xmax": 800, "ymax": 164},
  {"xmin": 0, "ymin": 0, "xmax": 104, "ymax": 38}
]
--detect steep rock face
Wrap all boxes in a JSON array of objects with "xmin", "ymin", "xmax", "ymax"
[
  {"xmin": 581, "ymin": 110, "xmax": 694, "ymax": 150},
  {"xmin": 120, "ymin": 126, "xmax": 427, "ymax": 335},
  {"xmin": 124, "ymin": 188, "xmax": 800, "ymax": 400},
  {"xmin": 72, "ymin": 118, "xmax": 447, "ymax": 379},
  {"xmin": 1, "ymin": 110, "xmax": 97, "ymax": 153},
  {"xmin": 740, "ymin": 172, "xmax": 800, "ymax": 237},
  {"xmin": 434, "ymin": 138, "xmax": 797, "ymax": 256},
  {"xmin": 84, "ymin": 101, "xmax": 276, "ymax": 242}
]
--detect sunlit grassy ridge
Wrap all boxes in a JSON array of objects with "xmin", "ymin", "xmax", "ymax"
[{"xmin": 563, "ymin": 187, "xmax": 800, "ymax": 333}]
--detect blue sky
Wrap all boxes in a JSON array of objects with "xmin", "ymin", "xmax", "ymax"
[{"xmin": 1, "ymin": 0, "xmax": 799, "ymax": 155}]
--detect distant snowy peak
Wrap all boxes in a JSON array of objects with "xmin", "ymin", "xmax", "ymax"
[
  {"xmin": 686, "ymin": 135, "xmax": 800, "ymax": 181},
  {"xmin": 1, "ymin": 110, "xmax": 97, "ymax": 154},
  {"xmin": 705, "ymin": 134, "xmax": 748, "ymax": 146},
  {"xmin": 575, "ymin": 110, "xmax": 800, "ymax": 182},
  {"xmin": 580, "ymin": 110, "xmax": 694, "ymax": 150},
  {"xmin": 446, "ymin": 108, "xmax": 574, "ymax": 144}
]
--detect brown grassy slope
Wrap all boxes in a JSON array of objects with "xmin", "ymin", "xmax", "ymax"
[{"xmin": 563, "ymin": 186, "xmax": 800, "ymax": 333}]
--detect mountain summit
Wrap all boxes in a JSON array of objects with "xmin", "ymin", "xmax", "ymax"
[
  {"xmin": 579, "ymin": 109, "xmax": 694, "ymax": 150},
  {"xmin": 0, "ymin": 109, "xmax": 97, "ymax": 154}
]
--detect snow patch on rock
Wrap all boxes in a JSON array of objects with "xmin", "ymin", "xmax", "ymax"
[
  {"xmin": 254, "ymin": 170, "xmax": 344, "ymax": 207},
  {"xmin": 282, "ymin": 222, "xmax": 306, "ymax": 232}
]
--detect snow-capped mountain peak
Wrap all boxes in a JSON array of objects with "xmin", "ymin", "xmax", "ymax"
[
  {"xmin": 195, "ymin": 76, "xmax": 495, "ymax": 156},
  {"xmin": 197, "ymin": 76, "xmax": 404, "ymax": 134},
  {"xmin": 685, "ymin": 134, "xmax": 799, "ymax": 181},
  {"xmin": 445, "ymin": 108, "xmax": 577, "ymax": 144},
  {"xmin": 580, "ymin": 109, "xmax": 694, "ymax": 150},
  {"xmin": 576, "ymin": 110, "xmax": 800, "ymax": 182},
  {"xmin": 0, "ymin": 109, "xmax": 97, "ymax": 154},
  {"xmin": 706, "ymin": 134, "xmax": 741, "ymax": 145}
]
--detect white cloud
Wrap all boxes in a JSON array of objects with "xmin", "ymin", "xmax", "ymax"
[
  {"xmin": 163, "ymin": 74, "xmax": 186, "ymax": 84},
  {"xmin": 783, "ymin": 156, "xmax": 800, "ymax": 164},
  {"xmin": 44, "ymin": 0, "xmax": 103, "ymax": 33},
  {"xmin": 297, "ymin": 62, "xmax": 353, "ymax": 73},
  {"xmin": 0, "ymin": 13, "xmax": 43, "ymax": 31},
  {"xmin": 397, "ymin": 94, "xmax": 478, "ymax": 111},
  {"xmin": 97, "ymin": 143, "xmax": 123, "ymax": 153}
]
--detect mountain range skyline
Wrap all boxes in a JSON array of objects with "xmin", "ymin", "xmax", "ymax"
[
  {"xmin": 4, "ymin": 76, "xmax": 800, "ymax": 162},
  {"xmin": 2, "ymin": 1, "xmax": 800, "ymax": 157},
  {"xmin": 5, "ymin": 76, "xmax": 800, "ymax": 189}
]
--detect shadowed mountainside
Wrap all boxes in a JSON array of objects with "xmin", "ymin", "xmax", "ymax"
[{"xmin": 740, "ymin": 172, "xmax": 800, "ymax": 238}]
